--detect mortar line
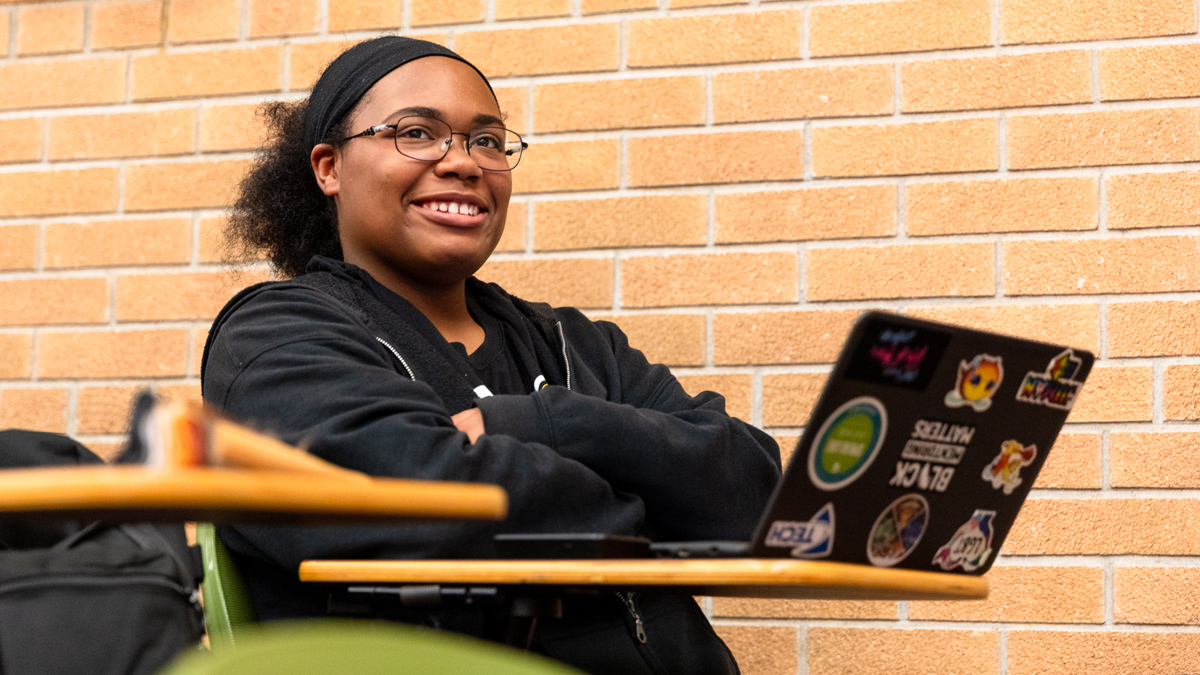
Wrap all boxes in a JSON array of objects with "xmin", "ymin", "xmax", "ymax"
[
  {"xmin": 1091, "ymin": 48, "xmax": 1101, "ymax": 103},
  {"xmin": 800, "ymin": 4, "xmax": 809, "ymax": 61},
  {"xmin": 318, "ymin": 0, "xmax": 329, "ymax": 34},
  {"xmin": 1153, "ymin": 361, "xmax": 1165, "ymax": 425},
  {"xmin": 796, "ymin": 624, "xmax": 807, "ymax": 675},
  {"xmin": 1104, "ymin": 559, "xmax": 1115, "ymax": 626},
  {"xmin": 66, "ymin": 383, "xmax": 78, "ymax": 437},
  {"xmin": 992, "ymin": 0, "xmax": 1001, "ymax": 46},
  {"xmin": 239, "ymin": 0, "xmax": 249, "ymax": 42},
  {"xmin": 998, "ymin": 629, "xmax": 1008, "ymax": 675},
  {"xmin": 82, "ymin": 1, "xmax": 93, "ymax": 54}
]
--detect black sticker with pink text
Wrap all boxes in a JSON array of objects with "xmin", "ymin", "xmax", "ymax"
[{"xmin": 845, "ymin": 319, "xmax": 951, "ymax": 391}]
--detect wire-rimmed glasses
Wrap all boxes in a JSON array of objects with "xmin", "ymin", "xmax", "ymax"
[{"xmin": 341, "ymin": 116, "xmax": 527, "ymax": 171}]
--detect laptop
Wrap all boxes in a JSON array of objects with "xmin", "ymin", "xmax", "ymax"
[{"xmin": 497, "ymin": 311, "xmax": 1093, "ymax": 576}]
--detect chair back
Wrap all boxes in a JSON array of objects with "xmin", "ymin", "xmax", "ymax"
[{"xmin": 195, "ymin": 523, "xmax": 256, "ymax": 649}]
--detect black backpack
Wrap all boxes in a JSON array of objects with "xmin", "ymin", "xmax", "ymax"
[{"xmin": 0, "ymin": 429, "xmax": 205, "ymax": 675}]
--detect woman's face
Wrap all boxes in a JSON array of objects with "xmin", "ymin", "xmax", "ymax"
[{"xmin": 313, "ymin": 56, "xmax": 512, "ymax": 289}]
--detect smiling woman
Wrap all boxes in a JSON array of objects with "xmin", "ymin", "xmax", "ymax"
[{"xmin": 204, "ymin": 37, "xmax": 781, "ymax": 675}]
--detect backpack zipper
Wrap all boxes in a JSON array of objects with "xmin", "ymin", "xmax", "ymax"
[
  {"xmin": 615, "ymin": 591, "xmax": 647, "ymax": 643},
  {"xmin": 0, "ymin": 573, "xmax": 191, "ymax": 598}
]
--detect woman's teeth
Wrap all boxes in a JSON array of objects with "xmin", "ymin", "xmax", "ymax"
[{"xmin": 422, "ymin": 201, "xmax": 480, "ymax": 216}]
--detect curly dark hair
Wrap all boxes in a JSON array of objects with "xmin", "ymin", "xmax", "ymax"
[{"xmin": 226, "ymin": 100, "xmax": 352, "ymax": 278}]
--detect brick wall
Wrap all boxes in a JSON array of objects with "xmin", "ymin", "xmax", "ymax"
[{"xmin": 1, "ymin": 0, "xmax": 1198, "ymax": 672}]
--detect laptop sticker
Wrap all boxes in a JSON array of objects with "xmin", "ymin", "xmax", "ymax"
[
  {"xmin": 932, "ymin": 509, "xmax": 995, "ymax": 572},
  {"xmin": 944, "ymin": 354, "xmax": 1004, "ymax": 412},
  {"xmin": 982, "ymin": 440, "xmax": 1037, "ymax": 495},
  {"xmin": 845, "ymin": 320, "xmax": 951, "ymax": 391},
  {"xmin": 903, "ymin": 419, "xmax": 975, "ymax": 465},
  {"xmin": 867, "ymin": 494, "xmax": 929, "ymax": 567},
  {"xmin": 889, "ymin": 461, "xmax": 955, "ymax": 493},
  {"xmin": 808, "ymin": 396, "xmax": 888, "ymax": 491},
  {"xmin": 1015, "ymin": 349, "xmax": 1084, "ymax": 410},
  {"xmin": 764, "ymin": 502, "xmax": 834, "ymax": 559}
]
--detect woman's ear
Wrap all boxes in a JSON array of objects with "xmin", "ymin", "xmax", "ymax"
[{"xmin": 311, "ymin": 143, "xmax": 340, "ymax": 196}]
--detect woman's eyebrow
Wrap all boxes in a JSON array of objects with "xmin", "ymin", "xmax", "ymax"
[
  {"xmin": 387, "ymin": 106, "xmax": 443, "ymax": 121},
  {"xmin": 472, "ymin": 113, "xmax": 505, "ymax": 128}
]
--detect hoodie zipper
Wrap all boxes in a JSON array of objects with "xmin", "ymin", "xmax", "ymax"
[
  {"xmin": 615, "ymin": 591, "xmax": 647, "ymax": 643},
  {"xmin": 376, "ymin": 337, "xmax": 416, "ymax": 380},
  {"xmin": 555, "ymin": 322, "xmax": 572, "ymax": 391}
]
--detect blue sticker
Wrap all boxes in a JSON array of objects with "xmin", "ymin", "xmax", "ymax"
[
  {"xmin": 867, "ymin": 494, "xmax": 929, "ymax": 568},
  {"xmin": 808, "ymin": 397, "xmax": 888, "ymax": 491},
  {"xmin": 765, "ymin": 503, "xmax": 834, "ymax": 559}
]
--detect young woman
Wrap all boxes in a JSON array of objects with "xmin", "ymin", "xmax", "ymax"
[{"xmin": 202, "ymin": 36, "xmax": 781, "ymax": 674}]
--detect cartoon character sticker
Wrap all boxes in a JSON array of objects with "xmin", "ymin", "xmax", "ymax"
[
  {"xmin": 944, "ymin": 354, "xmax": 1003, "ymax": 412},
  {"xmin": 866, "ymin": 494, "xmax": 929, "ymax": 568},
  {"xmin": 1015, "ymin": 349, "xmax": 1085, "ymax": 410},
  {"xmin": 765, "ymin": 503, "xmax": 834, "ymax": 559},
  {"xmin": 808, "ymin": 397, "xmax": 888, "ymax": 492},
  {"xmin": 932, "ymin": 510, "xmax": 995, "ymax": 572},
  {"xmin": 982, "ymin": 440, "xmax": 1038, "ymax": 495}
]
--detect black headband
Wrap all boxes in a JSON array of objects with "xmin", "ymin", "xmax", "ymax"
[{"xmin": 303, "ymin": 36, "xmax": 496, "ymax": 151}]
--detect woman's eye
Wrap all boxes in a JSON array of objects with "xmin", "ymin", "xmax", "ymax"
[
  {"xmin": 471, "ymin": 133, "xmax": 503, "ymax": 149},
  {"xmin": 397, "ymin": 126, "xmax": 435, "ymax": 140}
]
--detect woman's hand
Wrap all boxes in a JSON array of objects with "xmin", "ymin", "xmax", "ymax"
[{"xmin": 451, "ymin": 408, "xmax": 486, "ymax": 443}]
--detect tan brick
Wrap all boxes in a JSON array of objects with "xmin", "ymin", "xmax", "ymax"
[
  {"xmin": 1107, "ymin": 170, "xmax": 1200, "ymax": 230},
  {"xmin": 810, "ymin": 0, "xmax": 991, "ymax": 57},
  {"xmin": 37, "ymin": 329, "xmax": 188, "ymax": 379},
  {"xmin": 0, "ymin": 58, "xmax": 125, "ymax": 110},
  {"xmin": 495, "ymin": 202, "xmax": 525, "ymax": 253},
  {"xmin": 156, "ymin": 383, "xmax": 202, "ymax": 406},
  {"xmin": 77, "ymin": 385, "xmax": 141, "ymax": 435},
  {"xmin": 714, "ymin": 309, "xmax": 861, "ymax": 366},
  {"xmin": 595, "ymin": 313, "xmax": 705, "ymax": 367},
  {"xmin": 622, "ymin": 252, "xmax": 798, "ymax": 308},
  {"xmin": 716, "ymin": 185, "xmax": 895, "ymax": 244},
  {"xmin": 192, "ymin": 327, "xmax": 209, "ymax": 376},
  {"xmin": 1002, "ymin": 0, "xmax": 1196, "ymax": 45},
  {"xmin": 200, "ymin": 104, "xmax": 270, "ymax": 153},
  {"xmin": 774, "ymin": 434, "xmax": 798, "ymax": 467},
  {"xmin": 495, "ymin": 0, "xmax": 569, "ymax": 20},
  {"xmin": 535, "ymin": 77, "xmax": 704, "ymax": 133},
  {"xmin": 125, "ymin": 159, "xmax": 252, "ymax": 211},
  {"xmin": 534, "ymin": 195, "xmax": 706, "ymax": 250},
  {"xmin": 628, "ymin": 11, "xmax": 800, "ymax": 68},
  {"xmin": 762, "ymin": 372, "xmax": 827, "ymax": 427},
  {"xmin": 904, "ymin": 51, "xmax": 1091, "ymax": 113},
  {"xmin": 249, "ymin": 0, "xmax": 317, "ymax": 37},
  {"xmin": 1067, "ymin": 365, "xmax": 1152, "ymax": 423},
  {"xmin": 629, "ymin": 130, "xmax": 804, "ymax": 187},
  {"xmin": 670, "ymin": 0, "xmax": 740, "ymax": 6},
  {"xmin": 133, "ymin": 46, "xmax": 281, "ymax": 100},
  {"xmin": 85, "ymin": 441, "xmax": 125, "ymax": 462},
  {"xmin": 327, "ymin": 0, "xmax": 399, "ymax": 31},
  {"xmin": 1008, "ymin": 631, "xmax": 1200, "ymax": 675},
  {"xmin": 512, "ymin": 139, "xmax": 618, "ymax": 194},
  {"xmin": 906, "ymin": 303, "xmax": 1101, "ymax": 353},
  {"xmin": 911, "ymin": 566, "xmax": 1103, "ymax": 623},
  {"xmin": 167, "ymin": 0, "xmax": 238, "ymax": 43},
  {"xmin": 714, "ymin": 64, "xmax": 892, "ymax": 124},
  {"xmin": 199, "ymin": 215, "xmax": 269, "ymax": 264},
  {"xmin": 1008, "ymin": 108, "xmax": 1200, "ymax": 170},
  {"xmin": 411, "ymin": 0, "xmax": 483, "ymax": 26},
  {"xmin": 288, "ymin": 39, "xmax": 357, "ymax": 91},
  {"xmin": 455, "ymin": 24, "xmax": 618, "ymax": 78},
  {"xmin": 1033, "ymin": 433, "xmax": 1102, "ymax": 489},
  {"xmin": 907, "ymin": 177, "xmax": 1097, "ymax": 236},
  {"xmin": 675, "ymin": 374, "xmax": 751, "ymax": 423},
  {"xmin": 1102, "ymin": 44, "xmax": 1200, "ymax": 102},
  {"xmin": 117, "ymin": 270, "xmax": 270, "ymax": 322},
  {"xmin": 713, "ymin": 625, "xmax": 797, "ymax": 675},
  {"xmin": 0, "ymin": 168, "xmax": 118, "ymax": 217},
  {"xmin": 0, "ymin": 388, "xmax": 68, "ymax": 434},
  {"xmin": 712, "ymin": 597, "xmax": 896, "ymax": 620},
  {"xmin": 813, "ymin": 118, "xmax": 998, "ymax": 177},
  {"xmin": 17, "ymin": 3, "xmax": 84, "ymax": 55},
  {"xmin": 45, "ymin": 218, "xmax": 191, "ymax": 269},
  {"xmin": 1003, "ymin": 236, "xmax": 1200, "ymax": 295},
  {"xmin": 0, "ymin": 225, "xmax": 37, "ymax": 272},
  {"xmin": 1110, "ymin": 300, "xmax": 1200, "ymax": 357},
  {"xmin": 1111, "ymin": 432, "xmax": 1200, "ymax": 488},
  {"xmin": 91, "ymin": 0, "xmax": 162, "ymax": 50},
  {"xmin": 1005, "ymin": 498, "xmax": 1200, "ymax": 556},
  {"xmin": 493, "ymin": 86, "xmax": 527, "ymax": 136},
  {"xmin": 1115, "ymin": 567, "xmax": 1200, "ymax": 625},
  {"xmin": 808, "ymin": 628, "xmax": 997, "ymax": 675},
  {"xmin": 0, "ymin": 117, "xmax": 42, "ymax": 164},
  {"xmin": 581, "ymin": 0, "xmax": 655, "ymax": 13},
  {"xmin": 1166, "ymin": 364, "xmax": 1200, "ymax": 421},
  {"xmin": 0, "ymin": 334, "xmax": 33, "ymax": 380},
  {"xmin": 0, "ymin": 11, "xmax": 7, "ymax": 57},
  {"xmin": 0, "ymin": 278, "xmax": 108, "ymax": 326},
  {"xmin": 807, "ymin": 242, "xmax": 995, "ymax": 301},
  {"xmin": 48, "ymin": 109, "xmax": 195, "ymax": 160},
  {"xmin": 476, "ymin": 258, "xmax": 613, "ymax": 309}
]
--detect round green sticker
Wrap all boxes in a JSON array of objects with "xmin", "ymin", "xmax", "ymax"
[{"xmin": 808, "ymin": 396, "xmax": 888, "ymax": 491}]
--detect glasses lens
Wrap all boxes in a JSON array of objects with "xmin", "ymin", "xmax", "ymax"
[
  {"xmin": 468, "ymin": 127, "xmax": 524, "ymax": 171},
  {"xmin": 392, "ymin": 116, "xmax": 453, "ymax": 162}
]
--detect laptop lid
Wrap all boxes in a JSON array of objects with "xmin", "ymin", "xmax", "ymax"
[{"xmin": 748, "ymin": 311, "xmax": 1093, "ymax": 575}]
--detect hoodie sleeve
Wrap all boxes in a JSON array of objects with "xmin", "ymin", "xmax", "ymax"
[
  {"xmin": 203, "ymin": 286, "xmax": 645, "ymax": 571},
  {"xmin": 476, "ymin": 311, "xmax": 782, "ymax": 542}
]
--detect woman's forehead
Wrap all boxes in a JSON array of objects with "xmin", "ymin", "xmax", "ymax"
[{"xmin": 354, "ymin": 57, "xmax": 499, "ymax": 124}]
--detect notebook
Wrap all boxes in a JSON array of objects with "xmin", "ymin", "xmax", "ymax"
[{"xmin": 498, "ymin": 311, "xmax": 1094, "ymax": 576}]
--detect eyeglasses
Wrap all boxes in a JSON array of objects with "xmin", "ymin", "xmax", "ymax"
[{"xmin": 340, "ymin": 116, "xmax": 527, "ymax": 171}]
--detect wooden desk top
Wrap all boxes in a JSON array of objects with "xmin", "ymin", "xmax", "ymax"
[
  {"xmin": 299, "ymin": 558, "xmax": 989, "ymax": 601},
  {"xmin": 0, "ymin": 466, "xmax": 507, "ymax": 524}
]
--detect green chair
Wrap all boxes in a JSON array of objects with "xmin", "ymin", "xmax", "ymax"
[
  {"xmin": 159, "ymin": 619, "xmax": 584, "ymax": 674},
  {"xmin": 195, "ymin": 523, "xmax": 256, "ymax": 650}
]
